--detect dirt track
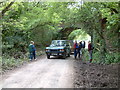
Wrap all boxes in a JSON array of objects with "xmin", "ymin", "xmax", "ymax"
[
  {"xmin": 74, "ymin": 61, "xmax": 119, "ymax": 88},
  {"xmin": 2, "ymin": 55, "xmax": 74, "ymax": 88},
  {"xmin": 1, "ymin": 55, "xmax": 119, "ymax": 88}
]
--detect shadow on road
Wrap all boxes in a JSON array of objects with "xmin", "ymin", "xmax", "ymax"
[{"xmin": 48, "ymin": 56, "xmax": 73, "ymax": 60}]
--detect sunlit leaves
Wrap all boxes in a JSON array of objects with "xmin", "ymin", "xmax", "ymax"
[{"xmin": 1, "ymin": 1, "xmax": 119, "ymax": 58}]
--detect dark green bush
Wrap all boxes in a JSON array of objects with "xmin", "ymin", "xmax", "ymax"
[{"xmin": 105, "ymin": 52, "xmax": 120, "ymax": 64}]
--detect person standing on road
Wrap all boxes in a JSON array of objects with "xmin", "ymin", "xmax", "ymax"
[
  {"xmin": 78, "ymin": 41, "xmax": 82, "ymax": 60},
  {"xmin": 74, "ymin": 41, "xmax": 78, "ymax": 59},
  {"xmin": 82, "ymin": 41, "xmax": 86, "ymax": 48},
  {"xmin": 81, "ymin": 41, "xmax": 86, "ymax": 55},
  {"xmin": 88, "ymin": 41, "xmax": 93, "ymax": 63},
  {"xmin": 29, "ymin": 41, "xmax": 36, "ymax": 61}
]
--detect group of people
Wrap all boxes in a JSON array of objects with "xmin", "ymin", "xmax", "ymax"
[
  {"xmin": 28, "ymin": 40, "xmax": 93, "ymax": 63},
  {"xmin": 74, "ymin": 41, "xmax": 85, "ymax": 59},
  {"xmin": 74, "ymin": 41, "xmax": 93, "ymax": 63}
]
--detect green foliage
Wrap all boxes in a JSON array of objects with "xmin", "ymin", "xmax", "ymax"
[
  {"xmin": 92, "ymin": 52, "xmax": 101, "ymax": 63},
  {"xmin": 2, "ymin": 56, "xmax": 26, "ymax": 70},
  {"xmin": 82, "ymin": 49, "xmax": 89, "ymax": 61},
  {"xmin": 105, "ymin": 52, "xmax": 120, "ymax": 64},
  {"xmin": 68, "ymin": 29, "xmax": 90, "ymax": 41},
  {"xmin": 92, "ymin": 52, "xmax": 120, "ymax": 64},
  {"xmin": 2, "ymin": 50, "xmax": 45, "ymax": 71},
  {"xmin": 1, "ymin": 1, "xmax": 120, "ymax": 71}
]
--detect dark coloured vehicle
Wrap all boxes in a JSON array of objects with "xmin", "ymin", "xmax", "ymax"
[{"xmin": 45, "ymin": 40, "xmax": 71, "ymax": 59}]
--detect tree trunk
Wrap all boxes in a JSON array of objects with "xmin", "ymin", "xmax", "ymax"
[{"xmin": 99, "ymin": 19, "xmax": 107, "ymax": 63}]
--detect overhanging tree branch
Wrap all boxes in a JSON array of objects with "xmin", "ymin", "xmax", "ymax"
[
  {"xmin": 102, "ymin": 3, "xmax": 118, "ymax": 14},
  {"xmin": 0, "ymin": 1, "xmax": 15, "ymax": 19}
]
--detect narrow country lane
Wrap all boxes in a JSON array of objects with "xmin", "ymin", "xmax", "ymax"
[
  {"xmin": 2, "ymin": 55, "xmax": 75, "ymax": 88},
  {"xmin": 1, "ymin": 55, "xmax": 119, "ymax": 88}
]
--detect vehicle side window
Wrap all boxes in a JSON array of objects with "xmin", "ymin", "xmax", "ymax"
[{"xmin": 66, "ymin": 41, "xmax": 69, "ymax": 46}]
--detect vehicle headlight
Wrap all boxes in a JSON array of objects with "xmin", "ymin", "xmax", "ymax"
[
  {"xmin": 59, "ymin": 49, "xmax": 64, "ymax": 52},
  {"xmin": 46, "ymin": 49, "xmax": 50, "ymax": 52}
]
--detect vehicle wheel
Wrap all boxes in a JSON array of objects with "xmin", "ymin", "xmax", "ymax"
[
  {"xmin": 63, "ymin": 53, "xmax": 66, "ymax": 59},
  {"xmin": 47, "ymin": 55, "xmax": 50, "ymax": 59}
]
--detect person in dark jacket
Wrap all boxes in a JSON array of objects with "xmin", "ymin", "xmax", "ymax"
[
  {"xmin": 29, "ymin": 41, "xmax": 36, "ymax": 61},
  {"xmin": 74, "ymin": 41, "xmax": 78, "ymax": 59},
  {"xmin": 82, "ymin": 41, "xmax": 86, "ymax": 48},
  {"xmin": 88, "ymin": 41, "xmax": 93, "ymax": 63},
  {"xmin": 78, "ymin": 41, "xmax": 82, "ymax": 59}
]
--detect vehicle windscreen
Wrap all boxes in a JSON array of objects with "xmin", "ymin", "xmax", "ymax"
[{"xmin": 50, "ymin": 41, "xmax": 66, "ymax": 47}]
